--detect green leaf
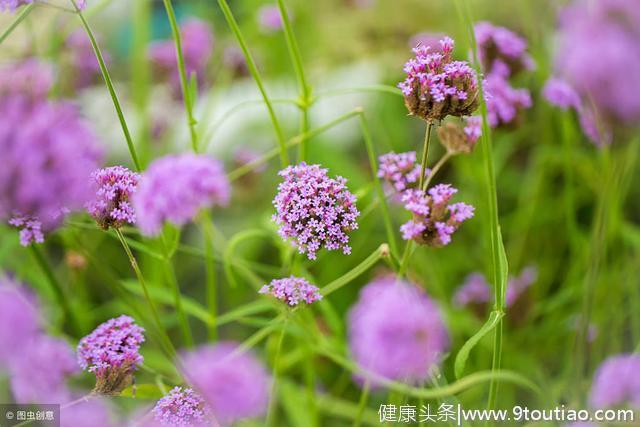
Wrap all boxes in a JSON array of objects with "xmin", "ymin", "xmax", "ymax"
[
  {"xmin": 279, "ymin": 381, "xmax": 315, "ymax": 427},
  {"xmin": 454, "ymin": 310, "xmax": 505, "ymax": 379}
]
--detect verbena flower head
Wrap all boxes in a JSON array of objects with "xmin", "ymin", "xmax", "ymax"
[
  {"xmin": 0, "ymin": 0, "xmax": 32, "ymax": 12},
  {"xmin": 149, "ymin": 19, "xmax": 214, "ymax": 95},
  {"xmin": 485, "ymin": 71, "xmax": 532, "ymax": 128},
  {"xmin": 474, "ymin": 21, "xmax": 534, "ymax": 76},
  {"xmin": 181, "ymin": 342, "xmax": 270, "ymax": 426},
  {"xmin": 77, "ymin": 315, "xmax": 145, "ymax": 395},
  {"xmin": 153, "ymin": 387, "xmax": 212, "ymax": 427},
  {"xmin": 400, "ymin": 184, "xmax": 474, "ymax": 247},
  {"xmin": 133, "ymin": 154, "xmax": 230, "ymax": 236},
  {"xmin": 348, "ymin": 276, "xmax": 449, "ymax": 386},
  {"xmin": 10, "ymin": 335, "xmax": 77, "ymax": 404},
  {"xmin": 377, "ymin": 151, "xmax": 422, "ymax": 193},
  {"xmin": 258, "ymin": 5, "xmax": 284, "ymax": 32},
  {"xmin": 0, "ymin": 59, "xmax": 54, "ymax": 99},
  {"xmin": 0, "ymin": 95, "xmax": 103, "ymax": 241},
  {"xmin": 398, "ymin": 36, "xmax": 480, "ymax": 122},
  {"xmin": 0, "ymin": 276, "xmax": 41, "ymax": 365},
  {"xmin": 8, "ymin": 214, "xmax": 45, "ymax": 246},
  {"xmin": 590, "ymin": 354, "xmax": 640, "ymax": 409},
  {"xmin": 259, "ymin": 276, "xmax": 322, "ymax": 307},
  {"xmin": 87, "ymin": 166, "xmax": 140, "ymax": 230},
  {"xmin": 555, "ymin": 0, "xmax": 640, "ymax": 125},
  {"xmin": 437, "ymin": 116, "xmax": 482, "ymax": 154},
  {"xmin": 272, "ymin": 163, "xmax": 360, "ymax": 260}
]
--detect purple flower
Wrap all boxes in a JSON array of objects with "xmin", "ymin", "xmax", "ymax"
[
  {"xmin": 272, "ymin": 163, "xmax": 360, "ymax": 260},
  {"xmin": 181, "ymin": 342, "xmax": 270, "ymax": 426},
  {"xmin": 0, "ymin": 0, "xmax": 33, "ymax": 12},
  {"xmin": 590, "ymin": 354, "xmax": 640, "ymax": 409},
  {"xmin": 87, "ymin": 166, "xmax": 140, "ymax": 230},
  {"xmin": 555, "ymin": 0, "xmax": 640, "ymax": 125},
  {"xmin": 485, "ymin": 72, "xmax": 532, "ymax": 128},
  {"xmin": 0, "ymin": 95, "xmax": 103, "ymax": 242},
  {"xmin": 409, "ymin": 32, "xmax": 447, "ymax": 51},
  {"xmin": 377, "ymin": 151, "xmax": 422, "ymax": 193},
  {"xmin": 133, "ymin": 154, "xmax": 230, "ymax": 236},
  {"xmin": 505, "ymin": 266, "xmax": 537, "ymax": 306},
  {"xmin": 65, "ymin": 30, "xmax": 106, "ymax": 90},
  {"xmin": 258, "ymin": 5, "xmax": 285, "ymax": 32},
  {"xmin": 259, "ymin": 276, "xmax": 322, "ymax": 306},
  {"xmin": 464, "ymin": 116, "xmax": 482, "ymax": 144},
  {"xmin": 10, "ymin": 335, "xmax": 77, "ymax": 403},
  {"xmin": 437, "ymin": 116, "xmax": 482, "ymax": 154},
  {"xmin": 0, "ymin": 276, "xmax": 41, "ymax": 365},
  {"xmin": 543, "ymin": 77, "xmax": 581, "ymax": 111},
  {"xmin": 149, "ymin": 19, "xmax": 214, "ymax": 95},
  {"xmin": 8, "ymin": 214, "xmax": 45, "ymax": 246},
  {"xmin": 400, "ymin": 184, "xmax": 474, "ymax": 247},
  {"xmin": 453, "ymin": 273, "xmax": 492, "ymax": 307},
  {"xmin": 0, "ymin": 59, "xmax": 54, "ymax": 99},
  {"xmin": 398, "ymin": 36, "xmax": 480, "ymax": 122},
  {"xmin": 348, "ymin": 276, "xmax": 449, "ymax": 386},
  {"xmin": 153, "ymin": 387, "xmax": 212, "ymax": 427},
  {"xmin": 474, "ymin": 22, "xmax": 534, "ymax": 76},
  {"xmin": 61, "ymin": 399, "xmax": 114, "ymax": 427},
  {"xmin": 77, "ymin": 315, "xmax": 145, "ymax": 395}
]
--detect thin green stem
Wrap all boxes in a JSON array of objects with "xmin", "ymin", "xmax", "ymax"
[
  {"xmin": 321, "ymin": 244, "xmax": 389, "ymax": 296},
  {"xmin": 353, "ymin": 381, "xmax": 370, "ymax": 427},
  {"xmin": 276, "ymin": 0, "xmax": 312, "ymax": 161},
  {"xmin": 114, "ymin": 229, "xmax": 176, "ymax": 359},
  {"xmin": 418, "ymin": 123, "xmax": 434, "ymax": 190},
  {"xmin": 29, "ymin": 245, "xmax": 81, "ymax": 335},
  {"xmin": 398, "ymin": 241, "xmax": 414, "ymax": 278},
  {"xmin": 161, "ymin": 0, "xmax": 199, "ymax": 152},
  {"xmin": 0, "ymin": 3, "xmax": 35, "ymax": 45},
  {"xmin": 267, "ymin": 316, "xmax": 290, "ymax": 427},
  {"xmin": 423, "ymin": 152, "xmax": 453, "ymax": 191},
  {"xmin": 359, "ymin": 113, "xmax": 399, "ymax": 258},
  {"xmin": 200, "ymin": 212, "xmax": 218, "ymax": 340},
  {"xmin": 216, "ymin": 0, "xmax": 289, "ymax": 166},
  {"xmin": 71, "ymin": 0, "xmax": 141, "ymax": 171}
]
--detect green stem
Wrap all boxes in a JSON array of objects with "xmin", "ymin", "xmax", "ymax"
[
  {"xmin": 71, "ymin": 0, "xmax": 141, "ymax": 171},
  {"xmin": 418, "ymin": 123, "xmax": 434, "ymax": 190},
  {"xmin": 423, "ymin": 152, "xmax": 453, "ymax": 191},
  {"xmin": 359, "ymin": 113, "xmax": 399, "ymax": 258},
  {"xmin": 267, "ymin": 316, "xmax": 290, "ymax": 427},
  {"xmin": 114, "ymin": 229, "xmax": 176, "ymax": 358},
  {"xmin": 276, "ymin": 0, "xmax": 312, "ymax": 161},
  {"xmin": 321, "ymin": 244, "xmax": 389, "ymax": 296},
  {"xmin": 0, "ymin": 3, "xmax": 35, "ymax": 45},
  {"xmin": 161, "ymin": 0, "xmax": 199, "ymax": 152},
  {"xmin": 353, "ymin": 381, "xmax": 370, "ymax": 427},
  {"xmin": 397, "ymin": 241, "xmax": 414, "ymax": 278},
  {"xmin": 29, "ymin": 245, "xmax": 81, "ymax": 335},
  {"xmin": 200, "ymin": 212, "xmax": 218, "ymax": 340},
  {"xmin": 216, "ymin": 0, "xmax": 289, "ymax": 166}
]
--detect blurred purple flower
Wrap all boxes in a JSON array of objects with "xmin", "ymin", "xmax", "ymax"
[
  {"xmin": 485, "ymin": 72, "xmax": 532, "ymax": 128},
  {"xmin": 0, "ymin": 276, "xmax": 41, "ymax": 365},
  {"xmin": 153, "ymin": 387, "xmax": 212, "ymax": 427},
  {"xmin": 77, "ymin": 315, "xmax": 145, "ymax": 394},
  {"xmin": 259, "ymin": 276, "xmax": 322, "ymax": 306},
  {"xmin": 348, "ymin": 276, "xmax": 449, "ymax": 386},
  {"xmin": 590, "ymin": 354, "xmax": 640, "ymax": 409},
  {"xmin": 87, "ymin": 166, "xmax": 139, "ymax": 230},
  {"xmin": 65, "ymin": 30, "xmax": 106, "ymax": 90},
  {"xmin": 399, "ymin": 36, "xmax": 480, "ymax": 122},
  {"xmin": 272, "ymin": 163, "xmax": 360, "ymax": 260},
  {"xmin": 61, "ymin": 399, "xmax": 114, "ymax": 427},
  {"xmin": 181, "ymin": 342, "xmax": 270, "ymax": 426},
  {"xmin": 10, "ymin": 335, "xmax": 77, "ymax": 403},
  {"xmin": 149, "ymin": 19, "xmax": 214, "ymax": 95},
  {"xmin": 378, "ymin": 151, "xmax": 422, "ymax": 193},
  {"xmin": 400, "ymin": 184, "xmax": 474, "ymax": 247},
  {"xmin": 258, "ymin": 5, "xmax": 285, "ymax": 32},
  {"xmin": 463, "ymin": 116, "xmax": 482, "ymax": 144},
  {"xmin": 133, "ymin": 154, "xmax": 230, "ymax": 236},
  {"xmin": 474, "ymin": 21, "xmax": 534, "ymax": 76},
  {"xmin": 543, "ymin": 77, "xmax": 580, "ymax": 111},
  {"xmin": 0, "ymin": 0, "xmax": 32, "ymax": 12},
  {"xmin": 453, "ymin": 273, "xmax": 491, "ymax": 307},
  {"xmin": 223, "ymin": 46, "xmax": 249, "ymax": 77},
  {"xmin": 8, "ymin": 214, "xmax": 45, "ymax": 246},
  {"xmin": 409, "ymin": 32, "xmax": 447, "ymax": 51},
  {"xmin": 0, "ymin": 95, "xmax": 103, "ymax": 242},
  {"xmin": 0, "ymin": 59, "xmax": 54, "ymax": 99}
]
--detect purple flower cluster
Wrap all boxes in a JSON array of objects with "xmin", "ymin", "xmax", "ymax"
[
  {"xmin": 258, "ymin": 5, "xmax": 285, "ymax": 32},
  {"xmin": 61, "ymin": 399, "xmax": 113, "ymax": 427},
  {"xmin": 0, "ymin": 59, "xmax": 54, "ymax": 99},
  {"xmin": 272, "ymin": 163, "xmax": 360, "ymax": 260},
  {"xmin": 181, "ymin": 342, "xmax": 270, "ymax": 426},
  {"xmin": 0, "ymin": 276, "xmax": 41, "ymax": 365},
  {"xmin": 475, "ymin": 21, "xmax": 534, "ymax": 76},
  {"xmin": 77, "ymin": 315, "xmax": 145, "ymax": 393},
  {"xmin": 400, "ymin": 184, "xmax": 474, "ymax": 247},
  {"xmin": 152, "ymin": 387, "xmax": 212, "ymax": 427},
  {"xmin": 87, "ymin": 166, "xmax": 139, "ymax": 230},
  {"xmin": 437, "ymin": 116, "xmax": 482, "ymax": 155},
  {"xmin": 133, "ymin": 154, "xmax": 230, "ymax": 236},
  {"xmin": 589, "ymin": 354, "xmax": 640, "ymax": 409},
  {"xmin": 0, "ymin": 90, "xmax": 103, "ymax": 244},
  {"xmin": 485, "ymin": 70, "xmax": 532, "ymax": 128},
  {"xmin": 348, "ymin": 276, "xmax": 449, "ymax": 386},
  {"xmin": 0, "ymin": 0, "xmax": 32, "ymax": 12},
  {"xmin": 453, "ymin": 267, "xmax": 537, "ymax": 308},
  {"xmin": 398, "ymin": 36, "xmax": 480, "ymax": 122},
  {"xmin": 377, "ymin": 151, "xmax": 422, "ymax": 193},
  {"xmin": 259, "ymin": 276, "xmax": 322, "ymax": 307},
  {"xmin": 149, "ymin": 19, "xmax": 214, "ymax": 96}
]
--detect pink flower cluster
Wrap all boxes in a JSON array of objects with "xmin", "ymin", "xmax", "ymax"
[
  {"xmin": 377, "ymin": 151, "xmax": 422, "ymax": 193},
  {"xmin": 398, "ymin": 36, "xmax": 479, "ymax": 122},
  {"xmin": 87, "ymin": 166, "xmax": 139, "ymax": 230},
  {"xmin": 152, "ymin": 387, "xmax": 212, "ymax": 427},
  {"xmin": 400, "ymin": 184, "xmax": 474, "ymax": 247},
  {"xmin": 272, "ymin": 163, "xmax": 360, "ymax": 260},
  {"xmin": 259, "ymin": 276, "xmax": 322, "ymax": 307}
]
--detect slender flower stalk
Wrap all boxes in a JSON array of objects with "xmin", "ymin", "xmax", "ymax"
[
  {"xmin": 0, "ymin": 3, "xmax": 34, "ymax": 45},
  {"xmin": 70, "ymin": 0, "xmax": 141, "ymax": 171},
  {"xmin": 161, "ymin": 0, "xmax": 199, "ymax": 152},
  {"xmin": 216, "ymin": 0, "xmax": 289, "ymax": 166},
  {"xmin": 422, "ymin": 152, "xmax": 453, "ymax": 192},
  {"xmin": 418, "ymin": 123, "xmax": 434, "ymax": 190}
]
